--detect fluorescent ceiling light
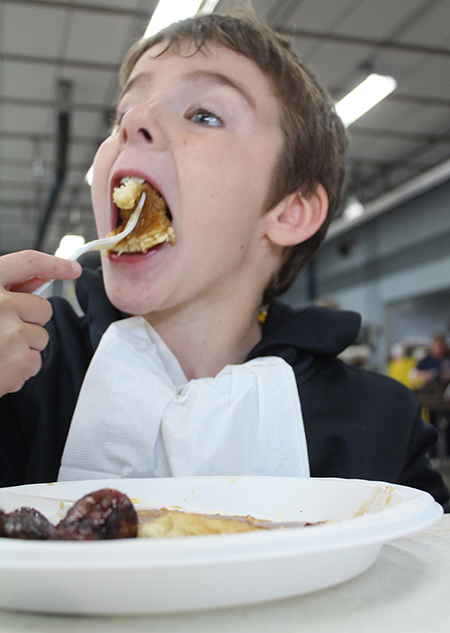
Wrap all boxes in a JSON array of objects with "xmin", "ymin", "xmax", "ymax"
[
  {"xmin": 145, "ymin": 0, "xmax": 208, "ymax": 38},
  {"xmin": 336, "ymin": 73, "xmax": 397, "ymax": 127},
  {"xmin": 199, "ymin": 0, "xmax": 220, "ymax": 13},
  {"xmin": 343, "ymin": 195, "xmax": 365, "ymax": 221},
  {"xmin": 85, "ymin": 164, "xmax": 93, "ymax": 186},
  {"xmin": 55, "ymin": 235, "xmax": 85, "ymax": 259}
]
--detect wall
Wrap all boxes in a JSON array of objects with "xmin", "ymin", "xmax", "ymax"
[{"xmin": 283, "ymin": 179, "xmax": 450, "ymax": 371}]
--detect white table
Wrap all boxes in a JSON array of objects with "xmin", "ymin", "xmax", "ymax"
[{"xmin": 0, "ymin": 515, "xmax": 449, "ymax": 633}]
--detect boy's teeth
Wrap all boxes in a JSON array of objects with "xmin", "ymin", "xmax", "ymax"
[{"xmin": 120, "ymin": 176, "xmax": 145, "ymax": 185}]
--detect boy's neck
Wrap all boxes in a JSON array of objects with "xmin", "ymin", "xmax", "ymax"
[{"xmin": 145, "ymin": 302, "xmax": 262, "ymax": 381}]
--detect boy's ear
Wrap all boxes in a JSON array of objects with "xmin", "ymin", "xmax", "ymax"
[{"xmin": 262, "ymin": 183, "xmax": 329, "ymax": 247}]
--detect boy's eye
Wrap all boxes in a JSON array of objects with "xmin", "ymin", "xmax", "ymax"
[{"xmin": 189, "ymin": 109, "xmax": 223, "ymax": 127}]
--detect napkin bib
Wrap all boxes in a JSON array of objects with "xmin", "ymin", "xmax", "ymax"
[{"xmin": 58, "ymin": 317, "xmax": 309, "ymax": 481}]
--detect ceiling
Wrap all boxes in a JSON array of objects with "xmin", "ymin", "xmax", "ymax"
[{"xmin": 1, "ymin": 0, "xmax": 450, "ymax": 255}]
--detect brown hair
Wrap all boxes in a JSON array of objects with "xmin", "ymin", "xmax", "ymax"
[{"xmin": 119, "ymin": 7, "xmax": 347, "ymax": 304}]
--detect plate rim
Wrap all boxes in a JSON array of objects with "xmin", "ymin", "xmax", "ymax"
[{"xmin": 0, "ymin": 476, "xmax": 442, "ymax": 566}]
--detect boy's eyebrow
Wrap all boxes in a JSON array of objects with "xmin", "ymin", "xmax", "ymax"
[
  {"xmin": 186, "ymin": 70, "xmax": 257, "ymax": 110},
  {"xmin": 119, "ymin": 70, "xmax": 257, "ymax": 110},
  {"xmin": 119, "ymin": 74, "xmax": 147, "ymax": 102}
]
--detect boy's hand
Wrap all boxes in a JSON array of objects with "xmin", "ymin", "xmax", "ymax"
[{"xmin": 0, "ymin": 250, "xmax": 82, "ymax": 397}]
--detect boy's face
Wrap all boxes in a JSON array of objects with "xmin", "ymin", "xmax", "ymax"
[{"xmin": 91, "ymin": 42, "xmax": 283, "ymax": 317}]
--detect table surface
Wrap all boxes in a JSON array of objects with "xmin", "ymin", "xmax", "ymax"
[
  {"xmin": 0, "ymin": 515, "xmax": 449, "ymax": 633},
  {"xmin": 416, "ymin": 381, "xmax": 450, "ymax": 412},
  {"xmin": 416, "ymin": 395, "xmax": 450, "ymax": 412}
]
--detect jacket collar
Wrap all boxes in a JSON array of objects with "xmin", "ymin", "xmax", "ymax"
[
  {"xmin": 247, "ymin": 301, "xmax": 361, "ymax": 381},
  {"xmin": 255, "ymin": 301, "xmax": 361, "ymax": 357}
]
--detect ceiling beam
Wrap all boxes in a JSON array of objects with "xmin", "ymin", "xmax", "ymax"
[
  {"xmin": 3, "ymin": 0, "xmax": 449, "ymax": 60},
  {"xmin": 346, "ymin": 157, "xmax": 430, "ymax": 171},
  {"xmin": 277, "ymin": 26, "xmax": 450, "ymax": 58},
  {"xmin": 349, "ymin": 127, "xmax": 450, "ymax": 144},
  {"xmin": 0, "ymin": 0, "xmax": 151, "ymax": 18},
  {"xmin": 326, "ymin": 156, "xmax": 450, "ymax": 241},
  {"xmin": 0, "ymin": 200, "xmax": 93, "ymax": 212},
  {"xmin": 0, "ymin": 52, "xmax": 119, "ymax": 72},
  {"xmin": 390, "ymin": 92, "xmax": 450, "ymax": 108},
  {"xmin": 0, "ymin": 96, "xmax": 109, "ymax": 114},
  {"xmin": 0, "ymin": 131, "xmax": 102, "ymax": 145}
]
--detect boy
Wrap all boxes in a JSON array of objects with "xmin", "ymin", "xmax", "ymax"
[{"xmin": 0, "ymin": 10, "xmax": 448, "ymax": 506}]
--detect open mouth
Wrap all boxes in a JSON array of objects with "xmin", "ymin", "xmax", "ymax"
[{"xmin": 107, "ymin": 177, "xmax": 176, "ymax": 255}]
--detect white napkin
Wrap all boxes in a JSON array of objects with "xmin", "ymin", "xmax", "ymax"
[{"xmin": 58, "ymin": 317, "xmax": 309, "ymax": 481}]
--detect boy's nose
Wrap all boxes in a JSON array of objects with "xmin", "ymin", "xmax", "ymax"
[{"xmin": 117, "ymin": 102, "xmax": 167, "ymax": 150}]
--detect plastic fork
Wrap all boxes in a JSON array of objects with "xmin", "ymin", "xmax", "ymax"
[{"xmin": 33, "ymin": 191, "xmax": 146, "ymax": 296}]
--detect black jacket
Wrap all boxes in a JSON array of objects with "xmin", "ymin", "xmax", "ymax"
[{"xmin": 1, "ymin": 269, "xmax": 448, "ymax": 508}]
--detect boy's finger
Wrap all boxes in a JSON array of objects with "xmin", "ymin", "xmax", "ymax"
[
  {"xmin": 0, "ymin": 250, "xmax": 81, "ymax": 290},
  {"xmin": 4, "ymin": 290, "xmax": 53, "ymax": 327},
  {"xmin": 1, "ymin": 348, "xmax": 44, "ymax": 396}
]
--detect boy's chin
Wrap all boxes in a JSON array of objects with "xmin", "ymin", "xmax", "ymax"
[
  {"xmin": 103, "ymin": 277, "xmax": 156, "ymax": 317},
  {"xmin": 102, "ymin": 246, "xmax": 171, "ymax": 314}
]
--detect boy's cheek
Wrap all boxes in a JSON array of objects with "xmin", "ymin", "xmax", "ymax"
[
  {"xmin": 90, "ymin": 182, "xmax": 109, "ymax": 237},
  {"xmin": 90, "ymin": 142, "xmax": 118, "ymax": 234},
  {"xmin": 92, "ymin": 200, "xmax": 110, "ymax": 238},
  {"xmin": 92, "ymin": 136, "xmax": 118, "ymax": 185}
]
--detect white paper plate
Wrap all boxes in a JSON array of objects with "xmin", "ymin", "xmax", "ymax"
[{"xmin": 0, "ymin": 476, "xmax": 442, "ymax": 615}]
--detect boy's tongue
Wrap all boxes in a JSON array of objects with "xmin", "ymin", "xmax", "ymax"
[{"xmin": 108, "ymin": 178, "xmax": 176, "ymax": 255}]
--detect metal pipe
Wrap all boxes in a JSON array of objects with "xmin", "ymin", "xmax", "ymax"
[{"xmin": 34, "ymin": 79, "xmax": 72, "ymax": 251}]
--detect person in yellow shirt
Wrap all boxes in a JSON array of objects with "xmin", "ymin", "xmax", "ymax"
[{"xmin": 387, "ymin": 343, "xmax": 416, "ymax": 390}]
